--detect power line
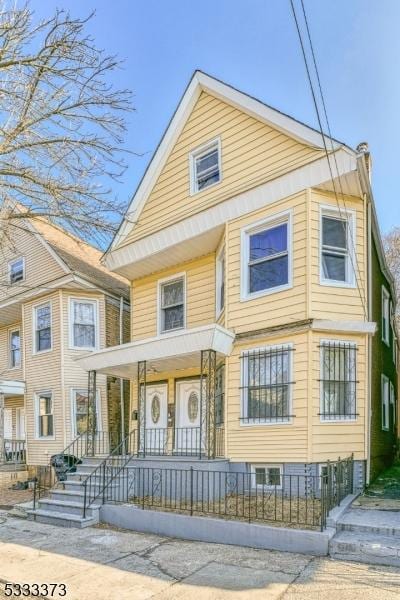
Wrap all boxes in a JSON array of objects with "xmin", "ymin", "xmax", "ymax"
[{"xmin": 289, "ymin": 0, "xmax": 368, "ymax": 320}]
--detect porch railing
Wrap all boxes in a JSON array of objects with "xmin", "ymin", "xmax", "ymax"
[
  {"xmin": 3, "ymin": 439, "xmax": 26, "ymax": 464},
  {"xmin": 98, "ymin": 455, "xmax": 354, "ymax": 531},
  {"xmin": 140, "ymin": 427, "xmax": 225, "ymax": 458}
]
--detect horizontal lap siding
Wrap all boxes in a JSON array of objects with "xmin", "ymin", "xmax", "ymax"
[
  {"xmin": 227, "ymin": 192, "xmax": 308, "ymax": 333},
  {"xmin": 121, "ymin": 92, "xmax": 323, "ymax": 247},
  {"xmin": 131, "ymin": 254, "xmax": 216, "ymax": 341}
]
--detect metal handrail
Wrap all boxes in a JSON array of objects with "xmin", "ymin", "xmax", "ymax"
[{"xmin": 82, "ymin": 430, "xmax": 136, "ymax": 517}]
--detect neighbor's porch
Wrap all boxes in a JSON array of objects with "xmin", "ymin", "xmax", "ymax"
[
  {"xmin": 0, "ymin": 380, "xmax": 26, "ymax": 467},
  {"xmin": 77, "ymin": 324, "xmax": 235, "ymax": 460}
]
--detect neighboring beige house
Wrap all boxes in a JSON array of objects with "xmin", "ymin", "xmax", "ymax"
[
  {"xmin": 0, "ymin": 212, "xmax": 130, "ymax": 468},
  {"xmin": 77, "ymin": 71, "xmax": 398, "ymax": 487}
]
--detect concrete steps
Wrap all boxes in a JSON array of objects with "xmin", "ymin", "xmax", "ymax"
[{"xmin": 330, "ymin": 509, "xmax": 400, "ymax": 567}]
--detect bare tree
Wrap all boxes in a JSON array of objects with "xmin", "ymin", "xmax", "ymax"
[
  {"xmin": 383, "ymin": 227, "xmax": 400, "ymax": 321},
  {"xmin": 0, "ymin": 1, "xmax": 133, "ymax": 249}
]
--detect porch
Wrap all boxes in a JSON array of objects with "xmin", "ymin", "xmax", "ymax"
[
  {"xmin": 0, "ymin": 380, "xmax": 26, "ymax": 467},
  {"xmin": 77, "ymin": 324, "xmax": 235, "ymax": 460}
]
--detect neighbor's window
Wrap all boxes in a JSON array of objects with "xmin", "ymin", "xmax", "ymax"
[
  {"xmin": 321, "ymin": 210, "xmax": 354, "ymax": 285},
  {"xmin": 243, "ymin": 216, "xmax": 290, "ymax": 298},
  {"xmin": 390, "ymin": 381, "xmax": 396, "ymax": 433},
  {"xmin": 251, "ymin": 465, "xmax": 282, "ymax": 489},
  {"xmin": 9, "ymin": 329, "xmax": 21, "ymax": 368},
  {"xmin": 34, "ymin": 303, "xmax": 51, "ymax": 352},
  {"xmin": 382, "ymin": 287, "xmax": 390, "ymax": 345},
  {"xmin": 72, "ymin": 389, "xmax": 99, "ymax": 436},
  {"xmin": 241, "ymin": 345, "xmax": 293, "ymax": 424},
  {"xmin": 70, "ymin": 299, "xmax": 97, "ymax": 349},
  {"xmin": 320, "ymin": 341, "xmax": 357, "ymax": 421},
  {"xmin": 36, "ymin": 391, "xmax": 53, "ymax": 438},
  {"xmin": 190, "ymin": 139, "xmax": 221, "ymax": 194},
  {"xmin": 216, "ymin": 246, "xmax": 225, "ymax": 316},
  {"xmin": 160, "ymin": 276, "xmax": 185, "ymax": 332},
  {"xmin": 8, "ymin": 257, "xmax": 24, "ymax": 284},
  {"xmin": 382, "ymin": 375, "xmax": 390, "ymax": 431}
]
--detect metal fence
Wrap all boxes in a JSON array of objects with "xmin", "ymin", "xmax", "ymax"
[{"xmin": 95, "ymin": 455, "xmax": 354, "ymax": 531}]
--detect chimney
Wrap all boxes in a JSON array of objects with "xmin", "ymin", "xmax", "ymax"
[{"xmin": 357, "ymin": 142, "xmax": 372, "ymax": 181}]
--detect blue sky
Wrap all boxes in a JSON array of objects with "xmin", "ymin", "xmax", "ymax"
[{"xmin": 34, "ymin": 0, "xmax": 400, "ymax": 234}]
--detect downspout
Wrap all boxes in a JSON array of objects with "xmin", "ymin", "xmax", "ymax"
[{"xmin": 119, "ymin": 297, "xmax": 125, "ymax": 452}]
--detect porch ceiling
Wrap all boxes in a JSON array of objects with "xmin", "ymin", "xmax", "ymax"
[{"xmin": 75, "ymin": 323, "xmax": 235, "ymax": 379}]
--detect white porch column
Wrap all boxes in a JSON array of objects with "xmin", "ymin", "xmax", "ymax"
[{"xmin": 0, "ymin": 393, "xmax": 4, "ymax": 462}]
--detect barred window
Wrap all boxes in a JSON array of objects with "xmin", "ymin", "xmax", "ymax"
[
  {"xmin": 319, "ymin": 341, "xmax": 357, "ymax": 421},
  {"xmin": 240, "ymin": 346, "xmax": 294, "ymax": 424}
]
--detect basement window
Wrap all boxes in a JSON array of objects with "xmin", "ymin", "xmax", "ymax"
[
  {"xmin": 251, "ymin": 465, "xmax": 282, "ymax": 489},
  {"xmin": 190, "ymin": 138, "xmax": 221, "ymax": 194}
]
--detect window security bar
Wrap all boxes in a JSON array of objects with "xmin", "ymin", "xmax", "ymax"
[{"xmin": 318, "ymin": 341, "xmax": 358, "ymax": 420}]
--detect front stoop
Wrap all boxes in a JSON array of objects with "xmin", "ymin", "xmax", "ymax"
[
  {"xmin": 330, "ymin": 508, "xmax": 400, "ymax": 567},
  {"xmin": 27, "ymin": 457, "xmax": 104, "ymax": 528}
]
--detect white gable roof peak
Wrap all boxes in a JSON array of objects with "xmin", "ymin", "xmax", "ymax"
[{"xmin": 108, "ymin": 70, "xmax": 347, "ymax": 253}]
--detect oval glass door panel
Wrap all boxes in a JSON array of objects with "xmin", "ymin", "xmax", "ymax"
[
  {"xmin": 188, "ymin": 391, "xmax": 199, "ymax": 423},
  {"xmin": 151, "ymin": 395, "xmax": 161, "ymax": 424}
]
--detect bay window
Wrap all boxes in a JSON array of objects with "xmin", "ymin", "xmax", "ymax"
[
  {"xmin": 320, "ymin": 341, "xmax": 357, "ymax": 421},
  {"xmin": 321, "ymin": 208, "xmax": 355, "ymax": 285}
]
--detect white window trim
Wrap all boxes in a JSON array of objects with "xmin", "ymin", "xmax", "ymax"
[
  {"xmin": 381, "ymin": 374, "xmax": 390, "ymax": 431},
  {"xmin": 189, "ymin": 137, "xmax": 222, "ymax": 196},
  {"xmin": 240, "ymin": 342, "xmax": 293, "ymax": 427},
  {"xmin": 8, "ymin": 256, "xmax": 25, "ymax": 285},
  {"xmin": 32, "ymin": 301, "xmax": 52, "ymax": 355},
  {"xmin": 319, "ymin": 338, "xmax": 358, "ymax": 423},
  {"xmin": 390, "ymin": 381, "xmax": 396, "ymax": 432},
  {"xmin": 34, "ymin": 390, "xmax": 55, "ymax": 440},
  {"xmin": 8, "ymin": 327, "xmax": 21, "ymax": 369},
  {"xmin": 319, "ymin": 204, "xmax": 356, "ymax": 288},
  {"xmin": 70, "ymin": 388, "xmax": 101, "ymax": 438},
  {"xmin": 68, "ymin": 297, "xmax": 99, "ymax": 351},
  {"xmin": 250, "ymin": 464, "xmax": 283, "ymax": 490},
  {"xmin": 215, "ymin": 243, "xmax": 225, "ymax": 318},
  {"xmin": 240, "ymin": 209, "xmax": 293, "ymax": 302},
  {"xmin": 382, "ymin": 286, "xmax": 390, "ymax": 346},
  {"xmin": 157, "ymin": 272, "xmax": 186, "ymax": 335}
]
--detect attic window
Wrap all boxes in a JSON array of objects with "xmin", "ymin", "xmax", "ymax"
[
  {"xmin": 190, "ymin": 138, "xmax": 221, "ymax": 194},
  {"xmin": 9, "ymin": 257, "xmax": 24, "ymax": 284}
]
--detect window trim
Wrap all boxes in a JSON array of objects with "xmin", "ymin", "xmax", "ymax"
[
  {"xmin": 157, "ymin": 272, "xmax": 186, "ymax": 335},
  {"xmin": 34, "ymin": 390, "xmax": 55, "ymax": 440},
  {"xmin": 319, "ymin": 338, "xmax": 358, "ymax": 423},
  {"xmin": 70, "ymin": 388, "xmax": 101, "ymax": 438},
  {"xmin": 381, "ymin": 374, "xmax": 390, "ymax": 431},
  {"xmin": 240, "ymin": 342, "xmax": 294, "ymax": 427},
  {"xmin": 215, "ymin": 243, "xmax": 225, "ymax": 318},
  {"xmin": 68, "ymin": 297, "xmax": 99, "ymax": 351},
  {"xmin": 250, "ymin": 464, "xmax": 283, "ymax": 490},
  {"xmin": 8, "ymin": 256, "xmax": 25, "ymax": 285},
  {"xmin": 382, "ymin": 286, "xmax": 390, "ymax": 346},
  {"xmin": 8, "ymin": 328, "xmax": 21, "ymax": 369},
  {"xmin": 240, "ymin": 210, "xmax": 293, "ymax": 301},
  {"xmin": 319, "ymin": 204, "xmax": 356, "ymax": 288},
  {"xmin": 189, "ymin": 137, "xmax": 222, "ymax": 196},
  {"xmin": 32, "ymin": 301, "xmax": 52, "ymax": 355}
]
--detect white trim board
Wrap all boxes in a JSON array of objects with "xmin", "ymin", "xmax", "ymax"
[
  {"xmin": 108, "ymin": 70, "xmax": 348, "ymax": 252},
  {"xmin": 106, "ymin": 149, "xmax": 358, "ymax": 279}
]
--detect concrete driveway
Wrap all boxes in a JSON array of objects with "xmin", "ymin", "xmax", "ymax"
[{"xmin": 0, "ymin": 513, "xmax": 399, "ymax": 599}]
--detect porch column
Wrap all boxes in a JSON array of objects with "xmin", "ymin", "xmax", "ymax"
[
  {"xmin": 86, "ymin": 370, "xmax": 97, "ymax": 456},
  {"xmin": 200, "ymin": 349, "xmax": 217, "ymax": 459},
  {"xmin": 137, "ymin": 361, "xmax": 147, "ymax": 456},
  {"xmin": 0, "ymin": 393, "xmax": 4, "ymax": 463}
]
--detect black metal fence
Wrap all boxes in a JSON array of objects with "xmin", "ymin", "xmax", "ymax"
[{"xmin": 95, "ymin": 455, "xmax": 354, "ymax": 531}]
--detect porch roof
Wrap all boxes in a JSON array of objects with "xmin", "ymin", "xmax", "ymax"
[
  {"xmin": 0, "ymin": 380, "xmax": 25, "ymax": 397},
  {"xmin": 75, "ymin": 324, "xmax": 235, "ymax": 379}
]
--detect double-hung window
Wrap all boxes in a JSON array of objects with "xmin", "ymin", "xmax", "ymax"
[
  {"xmin": 72, "ymin": 389, "xmax": 100, "ymax": 436},
  {"xmin": 241, "ymin": 345, "xmax": 293, "ymax": 424},
  {"xmin": 9, "ymin": 329, "xmax": 21, "ymax": 368},
  {"xmin": 70, "ymin": 299, "xmax": 97, "ymax": 349},
  {"xmin": 382, "ymin": 287, "xmax": 390, "ymax": 345},
  {"xmin": 36, "ymin": 391, "xmax": 53, "ymax": 438},
  {"xmin": 8, "ymin": 257, "xmax": 24, "ymax": 284},
  {"xmin": 190, "ymin": 139, "xmax": 221, "ymax": 194},
  {"xmin": 242, "ymin": 214, "xmax": 290, "ymax": 299},
  {"xmin": 320, "ymin": 341, "xmax": 357, "ymax": 421},
  {"xmin": 321, "ymin": 208, "xmax": 354, "ymax": 285},
  {"xmin": 159, "ymin": 276, "xmax": 185, "ymax": 333},
  {"xmin": 34, "ymin": 303, "xmax": 51, "ymax": 353},
  {"xmin": 382, "ymin": 375, "xmax": 390, "ymax": 431}
]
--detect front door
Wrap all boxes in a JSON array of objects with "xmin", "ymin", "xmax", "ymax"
[
  {"xmin": 145, "ymin": 384, "xmax": 168, "ymax": 454},
  {"xmin": 175, "ymin": 380, "xmax": 202, "ymax": 454}
]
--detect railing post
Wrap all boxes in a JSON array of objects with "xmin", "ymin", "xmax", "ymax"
[
  {"xmin": 102, "ymin": 463, "xmax": 106, "ymax": 504},
  {"xmin": 190, "ymin": 467, "xmax": 193, "ymax": 516},
  {"xmin": 137, "ymin": 361, "xmax": 147, "ymax": 457},
  {"xmin": 83, "ymin": 481, "xmax": 87, "ymax": 519},
  {"xmin": 87, "ymin": 370, "xmax": 97, "ymax": 457}
]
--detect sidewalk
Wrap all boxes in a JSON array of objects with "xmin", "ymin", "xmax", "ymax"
[{"xmin": 0, "ymin": 514, "xmax": 399, "ymax": 599}]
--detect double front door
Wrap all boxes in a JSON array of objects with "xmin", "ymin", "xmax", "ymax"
[{"xmin": 144, "ymin": 380, "xmax": 203, "ymax": 454}]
